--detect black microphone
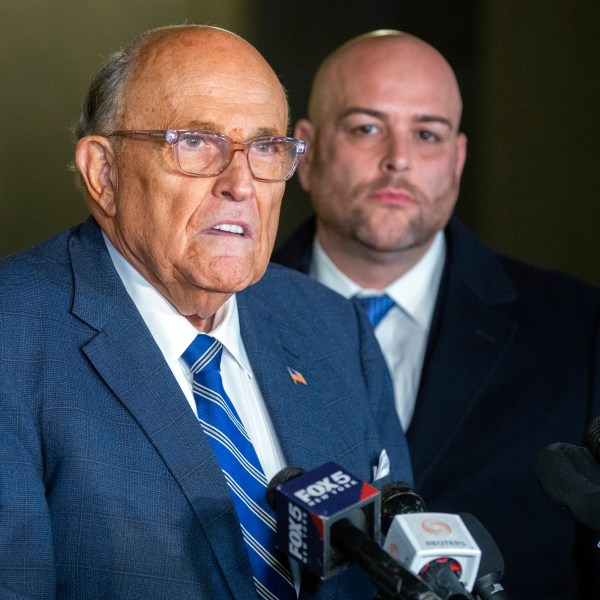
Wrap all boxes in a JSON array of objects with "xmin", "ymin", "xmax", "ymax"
[
  {"xmin": 266, "ymin": 462, "xmax": 442, "ymax": 599},
  {"xmin": 534, "ymin": 417, "xmax": 600, "ymax": 531},
  {"xmin": 585, "ymin": 415, "xmax": 600, "ymax": 462},
  {"xmin": 458, "ymin": 514, "xmax": 510, "ymax": 600},
  {"xmin": 381, "ymin": 482, "xmax": 476, "ymax": 600}
]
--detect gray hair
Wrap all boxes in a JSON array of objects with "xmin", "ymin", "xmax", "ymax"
[{"xmin": 74, "ymin": 46, "xmax": 133, "ymax": 138}]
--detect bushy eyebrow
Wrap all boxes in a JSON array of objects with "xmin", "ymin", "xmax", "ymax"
[{"xmin": 338, "ymin": 107, "xmax": 453, "ymax": 130}]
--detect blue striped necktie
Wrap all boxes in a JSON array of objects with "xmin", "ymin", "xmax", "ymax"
[
  {"xmin": 182, "ymin": 334, "xmax": 295, "ymax": 600},
  {"xmin": 354, "ymin": 294, "xmax": 395, "ymax": 328}
]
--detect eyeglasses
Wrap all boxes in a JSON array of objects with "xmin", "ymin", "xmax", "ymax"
[{"xmin": 103, "ymin": 129, "xmax": 306, "ymax": 182}]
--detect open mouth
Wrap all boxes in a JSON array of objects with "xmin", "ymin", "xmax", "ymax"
[{"xmin": 211, "ymin": 223, "xmax": 245, "ymax": 236}]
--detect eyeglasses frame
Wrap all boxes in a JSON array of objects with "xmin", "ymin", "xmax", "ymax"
[{"xmin": 102, "ymin": 129, "xmax": 306, "ymax": 182}]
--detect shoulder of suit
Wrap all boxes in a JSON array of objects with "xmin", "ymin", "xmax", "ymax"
[
  {"xmin": 447, "ymin": 217, "xmax": 600, "ymax": 307},
  {"xmin": 244, "ymin": 263, "xmax": 361, "ymax": 320},
  {"xmin": 0, "ymin": 227, "xmax": 77, "ymax": 286}
]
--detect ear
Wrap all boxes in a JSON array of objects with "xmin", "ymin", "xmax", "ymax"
[
  {"xmin": 293, "ymin": 119, "xmax": 315, "ymax": 193},
  {"xmin": 75, "ymin": 136, "xmax": 119, "ymax": 217},
  {"xmin": 455, "ymin": 132, "xmax": 468, "ymax": 182}
]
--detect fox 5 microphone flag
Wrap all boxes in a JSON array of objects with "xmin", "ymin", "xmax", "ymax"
[{"xmin": 270, "ymin": 462, "xmax": 380, "ymax": 579}]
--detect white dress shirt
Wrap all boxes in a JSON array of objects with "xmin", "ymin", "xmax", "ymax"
[
  {"xmin": 103, "ymin": 234, "xmax": 286, "ymax": 482},
  {"xmin": 310, "ymin": 232, "xmax": 445, "ymax": 430}
]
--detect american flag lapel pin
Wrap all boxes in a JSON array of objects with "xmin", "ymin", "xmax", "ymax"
[{"xmin": 287, "ymin": 367, "xmax": 307, "ymax": 385}]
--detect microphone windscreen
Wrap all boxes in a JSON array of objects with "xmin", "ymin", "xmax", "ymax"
[
  {"xmin": 585, "ymin": 416, "xmax": 600, "ymax": 463},
  {"xmin": 380, "ymin": 481, "xmax": 427, "ymax": 534},
  {"xmin": 534, "ymin": 442, "xmax": 600, "ymax": 530},
  {"xmin": 265, "ymin": 466, "xmax": 304, "ymax": 510},
  {"xmin": 459, "ymin": 513, "xmax": 504, "ymax": 578}
]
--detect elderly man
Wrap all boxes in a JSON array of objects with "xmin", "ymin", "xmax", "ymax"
[
  {"xmin": 0, "ymin": 25, "xmax": 411, "ymax": 600},
  {"xmin": 273, "ymin": 31, "xmax": 600, "ymax": 599}
]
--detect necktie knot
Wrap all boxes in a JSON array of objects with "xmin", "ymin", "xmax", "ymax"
[
  {"xmin": 354, "ymin": 294, "xmax": 395, "ymax": 328},
  {"xmin": 182, "ymin": 334, "xmax": 222, "ymax": 374}
]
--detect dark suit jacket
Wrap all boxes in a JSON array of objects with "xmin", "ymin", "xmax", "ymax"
[
  {"xmin": 0, "ymin": 217, "xmax": 412, "ymax": 600},
  {"xmin": 273, "ymin": 215, "xmax": 600, "ymax": 600}
]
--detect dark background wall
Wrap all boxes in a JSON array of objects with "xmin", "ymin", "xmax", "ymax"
[{"xmin": 1, "ymin": 1, "xmax": 599, "ymax": 284}]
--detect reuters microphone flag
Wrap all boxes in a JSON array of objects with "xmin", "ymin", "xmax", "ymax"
[{"xmin": 287, "ymin": 367, "xmax": 307, "ymax": 385}]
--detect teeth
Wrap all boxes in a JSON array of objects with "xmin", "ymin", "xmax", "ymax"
[{"xmin": 213, "ymin": 224, "xmax": 244, "ymax": 235}]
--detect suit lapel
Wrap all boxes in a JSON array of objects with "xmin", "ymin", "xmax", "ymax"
[
  {"xmin": 237, "ymin": 282, "xmax": 381, "ymax": 600},
  {"xmin": 407, "ymin": 220, "xmax": 519, "ymax": 484},
  {"xmin": 237, "ymin": 294, "xmax": 328, "ymax": 470},
  {"xmin": 237, "ymin": 277, "xmax": 370, "ymax": 478},
  {"xmin": 69, "ymin": 220, "xmax": 257, "ymax": 600}
]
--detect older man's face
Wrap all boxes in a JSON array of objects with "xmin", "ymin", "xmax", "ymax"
[{"xmin": 102, "ymin": 31, "xmax": 288, "ymax": 319}]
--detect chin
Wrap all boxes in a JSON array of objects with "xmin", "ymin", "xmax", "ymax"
[{"xmin": 205, "ymin": 266, "xmax": 265, "ymax": 294}]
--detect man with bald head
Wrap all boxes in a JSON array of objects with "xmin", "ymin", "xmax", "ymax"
[
  {"xmin": 274, "ymin": 31, "xmax": 600, "ymax": 599},
  {"xmin": 0, "ymin": 25, "xmax": 412, "ymax": 599}
]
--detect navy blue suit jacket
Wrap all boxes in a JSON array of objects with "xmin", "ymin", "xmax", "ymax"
[
  {"xmin": 0, "ymin": 218, "xmax": 412, "ymax": 600},
  {"xmin": 273, "ymin": 216, "xmax": 600, "ymax": 600}
]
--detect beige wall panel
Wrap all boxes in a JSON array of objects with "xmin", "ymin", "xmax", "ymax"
[{"xmin": 0, "ymin": 0, "xmax": 250, "ymax": 255}]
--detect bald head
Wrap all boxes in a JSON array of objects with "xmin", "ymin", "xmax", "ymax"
[
  {"xmin": 121, "ymin": 27, "xmax": 288, "ymax": 131},
  {"xmin": 77, "ymin": 25, "xmax": 288, "ymax": 139},
  {"xmin": 308, "ymin": 31, "xmax": 462, "ymax": 133}
]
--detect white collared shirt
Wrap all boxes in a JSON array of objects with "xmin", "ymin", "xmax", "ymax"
[
  {"xmin": 310, "ymin": 232, "xmax": 445, "ymax": 430},
  {"xmin": 103, "ymin": 234, "xmax": 286, "ymax": 481}
]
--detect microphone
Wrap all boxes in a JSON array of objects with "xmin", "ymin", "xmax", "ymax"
[
  {"xmin": 458, "ymin": 514, "xmax": 510, "ymax": 600},
  {"xmin": 267, "ymin": 462, "xmax": 443, "ymax": 599},
  {"xmin": 585, "ymin": 415, "xmax": 600, "ymax": 462},
  {"xmin": 381, "ymin": 482, "xmax": 477, "ymax": 600},
  {"xmin": 534, "ymin": 416, "xmax": 600, "ymax": 531}
]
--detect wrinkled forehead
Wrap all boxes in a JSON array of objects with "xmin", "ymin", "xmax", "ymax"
[{"xmin": 121, "ymin": 30, "xmax": 289, "ymax": 133}]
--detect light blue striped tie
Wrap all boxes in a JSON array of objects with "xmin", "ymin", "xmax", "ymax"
[
  {"xmin": 354, "ymin": 294, "xmax": 395, "ymax": 328},
  {"xmin": 182, "ymin": 335, "xmax": 295, "ymax": 600}
]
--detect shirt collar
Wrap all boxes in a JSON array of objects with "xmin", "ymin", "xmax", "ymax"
[
  {"xmin": 103, "ymin": 232, "xmax": 252, "ymax": 373},
  {"xmin": 310, "ymin": 231, "xmax": 446, "ymax": 331}
]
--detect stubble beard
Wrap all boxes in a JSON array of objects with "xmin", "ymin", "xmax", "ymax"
[
  {"xmin": 341, "ymin": 176, "xmax": 454, "ymax": 255},
  {"xmin": 315, "ymin": 162, "xmax": 460, "ymax": 261}
]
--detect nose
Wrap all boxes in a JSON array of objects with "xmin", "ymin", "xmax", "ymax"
[
  {"xmin": 212, "ymin": 147, "xmax": 255, "ymax": 201},
  {"xmin": 380, "ymin": 134, "xmax": 410, "ymax": 174}
]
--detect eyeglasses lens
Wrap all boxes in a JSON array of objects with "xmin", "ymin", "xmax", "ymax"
[{"xmin": 175, "ymin": 133, "xmax": 298, "ymax": 181}]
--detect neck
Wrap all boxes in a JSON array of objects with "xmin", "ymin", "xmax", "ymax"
[
  {"xmin": 187, "ymin": 313, "xmax": 216, "ymax": 332},
  {"xmin": 316, "ymin": 230, "xmax": 434, "ymax": 290},
  {"xmin": 175, "ymin": 291, "xmax": 231, "ymax": 333}
]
